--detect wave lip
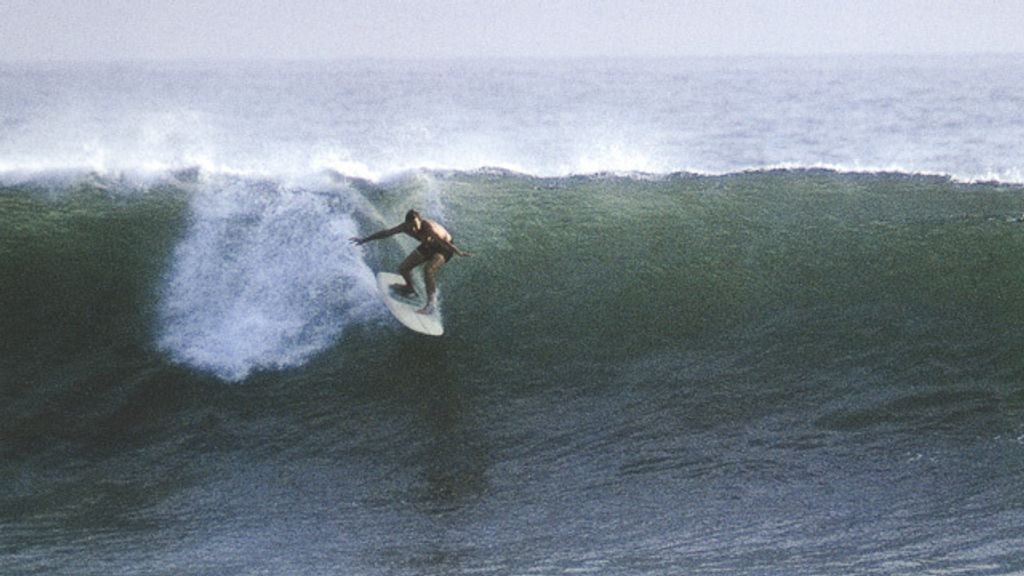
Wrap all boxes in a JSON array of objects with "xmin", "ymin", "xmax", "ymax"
[{"xmin": 4, "ymin": 158, "xmax": 1024, "ymax": 187}]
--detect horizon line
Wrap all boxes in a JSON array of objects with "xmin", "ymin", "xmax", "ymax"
[{"xmin": 2, "ymin": 50, "xmax": 1023, "ymax": 65}]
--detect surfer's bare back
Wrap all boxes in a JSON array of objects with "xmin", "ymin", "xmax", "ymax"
[{"xmin": 351, "ymin": 209, "xmax": 473, "ymax": 314}]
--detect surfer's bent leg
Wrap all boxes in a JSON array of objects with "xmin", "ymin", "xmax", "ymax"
[
  {"xmin": 396, "ymin": 250, "xmax": 426, "ymax": 296},
  {"xmin": 417, "ymin": 253, "xmax": 446, "ymax": 314}
]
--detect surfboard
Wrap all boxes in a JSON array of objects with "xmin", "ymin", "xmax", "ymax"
[{"xmin": 375, "ymin": 272, "xmax": 444, "ymax": 336}]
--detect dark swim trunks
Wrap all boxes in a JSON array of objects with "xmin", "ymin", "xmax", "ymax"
[{"xmin": 416, "ymin": 242, "xmax": 455, "ymax": 262}]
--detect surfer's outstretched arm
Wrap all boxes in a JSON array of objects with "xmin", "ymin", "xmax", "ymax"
[{"xmin": 350, "ymin": 224, "xmax": 405, "ymax": 246}]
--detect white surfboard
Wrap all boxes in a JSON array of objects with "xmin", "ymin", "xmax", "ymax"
[{"xmin": 376, "ymin": 272, "xmax": 444, "ymax": 336}]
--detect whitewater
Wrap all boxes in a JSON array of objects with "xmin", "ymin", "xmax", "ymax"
[
  {"xmin": 2, "ymin": 56, "xmax": 1023, "ymax": 182},
  {"xmin": 2, "ymin": 57, "xmax": 1024, "ymax": 575}
]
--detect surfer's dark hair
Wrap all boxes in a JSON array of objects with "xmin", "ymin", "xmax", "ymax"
[{"xmin": 405, "ymin": 209, "xmax": 421, "ymax": 224}]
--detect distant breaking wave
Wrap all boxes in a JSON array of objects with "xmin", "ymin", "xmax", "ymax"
[
  {"xmin": 3, "ymin": 56, "xmax": 1024, "ymax": 185},
  {"xmin": 2, "ymin": 159, "xmax": 1023, "ymax": 187}
]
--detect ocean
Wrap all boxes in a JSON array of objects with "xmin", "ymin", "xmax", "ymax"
[{"xmin": 2, "ymin": 56, "xmax": 1023, "ymax": 575}]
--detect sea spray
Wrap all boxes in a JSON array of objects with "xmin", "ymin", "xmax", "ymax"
[
  {"xmin": 3, "ymin": 58, "xmax": 1024, "ymax": 183},
  {"xmin": 156, "ymin": 175, "xmax": 378, "ymax": 380}
]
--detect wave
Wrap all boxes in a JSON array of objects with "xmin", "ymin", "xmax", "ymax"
[
  {"xmin": 3, "ymin": 166, "xmax": 1024, "ymax": 575},
  {"xmin": 3, "ymin": 166, "xmax": 1024, "ymax": 383}
]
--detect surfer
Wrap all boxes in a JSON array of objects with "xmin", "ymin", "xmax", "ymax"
[{"xmin": 351, "ymin": 209, "xmax": 472, "ymax": 314}]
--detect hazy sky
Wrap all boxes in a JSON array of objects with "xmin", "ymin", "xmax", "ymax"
[{"xmin": 2, "ymin": 0, "xmax": 1022, "ymax": 61}]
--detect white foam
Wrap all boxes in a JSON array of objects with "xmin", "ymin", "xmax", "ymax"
[
  {"xmin": 4, "ymin": 59, "xmax": 1024, "ymax": 187},
  {"xmin": 157, "ymin": 175, "xmax": 380, "ymax": 381}
]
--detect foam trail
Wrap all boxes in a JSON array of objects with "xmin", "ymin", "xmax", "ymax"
[{"xmin": 157, "ymin": 176, "xmax": 379, "ymax": 381}]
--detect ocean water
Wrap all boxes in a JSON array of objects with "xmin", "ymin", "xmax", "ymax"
[{"xmin": 2, "ymin": 57, "xmax": 1024, "ymax": 575}]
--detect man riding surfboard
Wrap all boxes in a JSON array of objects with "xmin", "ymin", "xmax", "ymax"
[{"xmin": 351, "ymin": 209, "xmax": 472, "ymax": 314}]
